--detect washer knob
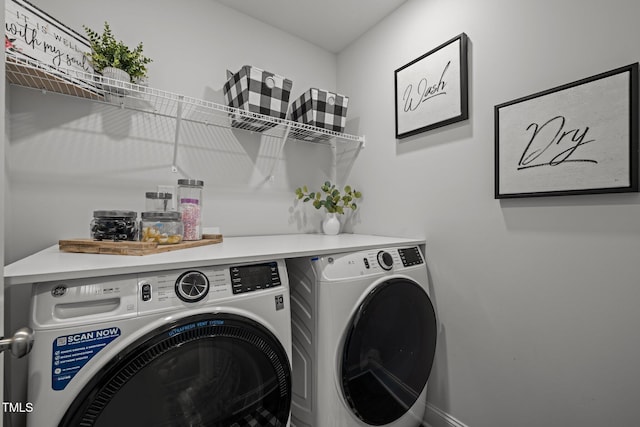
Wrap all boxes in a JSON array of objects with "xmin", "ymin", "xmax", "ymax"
[
  {"xmin": 377, "ymin": 251, "xmax": 393, "ymax": 270},
  {"xmin": 175, "ymin": 271, "xmax": 209, "ymax": 302}
]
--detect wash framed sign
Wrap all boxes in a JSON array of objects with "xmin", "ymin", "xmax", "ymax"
[{"xmin": 394, "ymin": 33, "xmax": 469, "ymax": 139}]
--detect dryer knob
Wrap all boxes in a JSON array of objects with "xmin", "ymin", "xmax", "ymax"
[
  {"xmin": 175, "ymin": 271, "xmax": 210, "ymax": 302},
  {"xmin": 377, "ymin": 251, "xmax": 393, "ymax": 271}
]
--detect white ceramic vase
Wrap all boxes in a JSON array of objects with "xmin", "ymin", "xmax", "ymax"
[
  {"xmin": 322, "ymin": 212, "xmax": 340, "ymax": 235},
  {"xmin": 101, "ymin": 67, "xmax": 131, "ymax": 95}
]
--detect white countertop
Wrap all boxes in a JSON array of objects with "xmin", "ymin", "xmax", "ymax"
[{"xmin": 4, "ymin": 234, "xmax": 425, "ymax": 286}]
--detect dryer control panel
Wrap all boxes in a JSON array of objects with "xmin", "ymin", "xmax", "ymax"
[
  {"xmin": 316, "ymin": 246, "xmax": 425, "ymax": 281},
  {"xmin": 398, "ymin": 246, "xmax": 424, "ymax": 267}
]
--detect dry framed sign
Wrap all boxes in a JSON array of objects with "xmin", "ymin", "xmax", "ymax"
[
  {"xmin": 395, "ymin": 33, "xmax": 469, "ymax": 139},
  {"xmin": 495, "ymin": 63, "xmax": 639, "ymax": 199}
]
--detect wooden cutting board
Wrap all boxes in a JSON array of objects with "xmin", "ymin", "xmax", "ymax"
[{"xmin": 59, "ymin": 234, "xmax": 223, "ymax": 256}]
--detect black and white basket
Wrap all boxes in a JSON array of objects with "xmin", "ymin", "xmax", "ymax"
[
  {"xmin": 289, "ymin": 88, "xmax": 349, "ymax": 142},
  {"xmin": 223, "ymin": 65, "xmax": 293, "ymax": 133}
]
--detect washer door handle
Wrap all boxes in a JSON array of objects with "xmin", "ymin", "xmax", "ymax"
[{"xmin": 0, "ymin": 327, "xmax": 34, "ymax": 358}]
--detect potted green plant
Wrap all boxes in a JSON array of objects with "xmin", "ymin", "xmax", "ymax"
[
  {"xmin": 83, "ymin": 21, "xmax": 152, "ymax": 92},
  {"xmin": 295, "ymin": 181, "xmax": 362, "ymax": 235}
]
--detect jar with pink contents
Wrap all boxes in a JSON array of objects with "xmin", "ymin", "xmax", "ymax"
[{"xmin": 177, "ymin": 179, "xmax": 204, "ymax": 240}]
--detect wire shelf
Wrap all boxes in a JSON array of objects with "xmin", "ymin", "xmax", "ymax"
[{"xmin": 5, "ymin": 52, "xmax": 365, "ymax": 146}]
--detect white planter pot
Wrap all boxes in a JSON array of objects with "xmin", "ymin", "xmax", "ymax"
[
  {"xmin": 321, "ymin": 213, "xmax": 340, "ymax": 235},
  {"xmin": 101, "ymin": 67, "xmax": 131, "ymax": 95}
]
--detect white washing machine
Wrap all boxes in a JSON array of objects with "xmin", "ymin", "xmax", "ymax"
[
  {"xmin": 287, "ymin": 246, "xmax": 437, "ymax": 427},
  {"xmin": 26, "ymin": 259, "xmax": 292, "ymax": 427}
]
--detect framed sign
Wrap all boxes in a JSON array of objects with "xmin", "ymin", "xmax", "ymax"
[
  {"xmin": 495, "ymin": 63, "xmax": 639, "ymax": 199},
  {"xmin": 5, "ymin": 0, "xmax": 93, "ymax": 74},
  {"xmin": 395, "ymin": 33, "xmax": 469, "ymax": 139}
]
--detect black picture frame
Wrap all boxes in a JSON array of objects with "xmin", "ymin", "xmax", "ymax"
[
  {"xmin": 495, "ymin": 63, "xmax": 639, "ymax": 199},
  {"xmin": 394, "ymin": 33, "xmax": 469, "ymax": 139}
]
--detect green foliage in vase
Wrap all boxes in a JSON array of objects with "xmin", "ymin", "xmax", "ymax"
[
  {"xmin": 83, "ymin": 21, "xmax": 153, "ymax": 80},
  {"xmin": 295, "ymin": 181, "xmax": 362, "ymax": 214}
]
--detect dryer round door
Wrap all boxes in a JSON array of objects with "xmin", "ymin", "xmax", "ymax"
[
  {"xmin": 341, "ymin": 278, "xmax": 437, "ymax": 426},
  {"xmin": 59, "ymin": 313, "xmax": 291, "ymax": 427}
]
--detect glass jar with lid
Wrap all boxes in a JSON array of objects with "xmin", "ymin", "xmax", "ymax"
[
  {"xmin": 145, "ymin": 192, "xmax": 173, "ymax": 212},
  {"xmin": 91, "ymin": 210, "xmax": 138, "ymax": 241},
  {"xmin": 177, "ymin": 179, "xmax": 204, "ymax": 240},
  {"xmin": 140, "ymin": 211, "xmax": 183, "ymax": 244}
]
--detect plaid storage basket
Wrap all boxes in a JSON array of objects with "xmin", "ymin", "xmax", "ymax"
[
  {"xmin": 223, "ymin": 65, "xmax": 293, "ymax": 133},
  {"xmin": 289, "ymin": 88, "xmax": 349, "ymax": 142}
]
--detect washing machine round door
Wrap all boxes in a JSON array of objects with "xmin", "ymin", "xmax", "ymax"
[
  {"xmin": 341, "ymin": 278, "xmax": 437, "ymax": 426},
  {"xmin": 59, "ymin": 313, "xmax": 291, "ymax": 427}
]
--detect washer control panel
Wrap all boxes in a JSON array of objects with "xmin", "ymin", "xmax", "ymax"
[
  {"xmin": 32, "ymin": 260, "xmax": 288, "ymax": 322},
  {"xmin": 137, "ymin": 260, "xmax": 286, "ymax": 313},
  {"xmin": 230, "ymin": 261, "xmax": 281, "ymax": 294}
]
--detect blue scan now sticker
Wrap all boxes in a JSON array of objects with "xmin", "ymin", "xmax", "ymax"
[{"xmin": 52, "ymin": 327, "xmax": 121, "ymax": 391}]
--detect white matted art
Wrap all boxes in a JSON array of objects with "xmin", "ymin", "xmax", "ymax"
[
  {"xmin": 395, "ymin": 33, "xmax": 469, "ymax": 139},
  {"xmin": 495, "ymin": 63, "xmax": 639, "ymax": 199},
  {"xmin": 5, "ymin": 0, "xmax": 93, "ymax": 74}
]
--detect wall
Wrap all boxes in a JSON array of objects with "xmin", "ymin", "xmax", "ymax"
[
  {"xmin": 338, "ymin": 0, "xmax": 640, "ymax": 426},
  {"xmin": 5, "ymin": 0, "xmax": 342, "ymax": 264}
]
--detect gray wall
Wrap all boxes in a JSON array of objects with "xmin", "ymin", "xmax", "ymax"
[{"xmin": 338, "ymin": 0, "xmax": 640, "ymax": 426}]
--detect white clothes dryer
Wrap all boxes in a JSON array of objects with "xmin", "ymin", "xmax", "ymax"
[
  {"xmin": 287, "ymin": 246, "xmax": 437, "ymax": 427},
  {"xmin": 27, "ymin": 260, "xmax": 292, "ymax": 427}
]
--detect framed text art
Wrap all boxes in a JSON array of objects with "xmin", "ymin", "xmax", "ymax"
[
  {"xmin": 494, "ymin": 63, "xmax": 638, "ymax": 199},
  {"xmin": 395, "ymin": 33, "xmax": 469, "ymax": 139},
  {"xmin": 5, "ymin": 0, "xmax": 92, "ymax": 73},
  {"xmin": 5, "ymin": 0, "xmax": 98, "ymax": 95},
  {"xmin": 5, "ymin": 0, "xmax": 101, "ymax": 98}
]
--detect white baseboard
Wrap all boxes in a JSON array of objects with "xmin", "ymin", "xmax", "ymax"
[{"xmin": 423, "ymin": 403, "xmax": 470, "ymax": 427}]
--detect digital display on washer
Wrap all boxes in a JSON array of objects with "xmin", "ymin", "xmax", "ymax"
[
  {"xmin": 398, "ymin": 247, "xmax": 423, "ymax": 267},
  {"xmin": 230, "ymin": 262, "xmax": 281, "ymax": 294}
]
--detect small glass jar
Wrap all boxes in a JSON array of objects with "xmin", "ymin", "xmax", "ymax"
[
  {"xmin": 140, "ymin": 211, "xmax": 184, "ymax": 244},
  {"xmin": 177, "ymin": 179, "xmax": 204, "ymax": 240},
  {"xmin": 145, "ymin": 192, "xmax": 173, "ymax": 212},
  {"xmin": 91, "ymin": 210, "xmax": 138, "ymax": 241}
]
